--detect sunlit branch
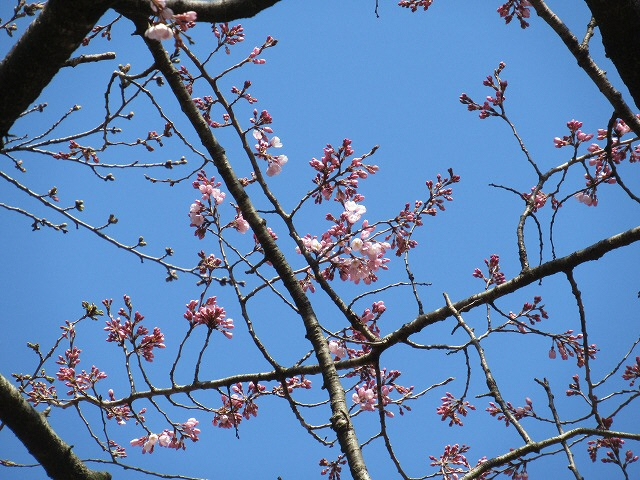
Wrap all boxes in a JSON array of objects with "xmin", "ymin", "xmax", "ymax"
[
  {"xmin": 462, "ymin": 428, "xmax": 640, "ymax": 480},
  {"xmin": 528, "ymin": 0, "xmax": 640, "ymax": 137},
  {"xmin": 63, "ymin": 52, "xmax": 117, "ymax": 68},
  {"xmin": 444, "ymin": 293, "xmax": 533, "ymax": 444},
  {"xmin": 140, "ymin": 27, "xmax": 372, "ymax": 480},
  {"xmin": 535, "ymin": 378, "xmax": 584, "ymax": 480}
]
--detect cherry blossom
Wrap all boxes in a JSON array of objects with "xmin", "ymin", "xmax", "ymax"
[
  {"xmin": 343, "ymin": 200, "xmax": 366, "ymax": 224},
  {"xmin": 398, "ymin": 0, "xmax": 434, "ymax": 12},
  {"xmin": 144, "ymin": 23, "xmax": 173, "ymax": 41},
  {"xmin": 234, "ymin": 214, "xmax": 250, "ymax": 233},
  {"xmin": 328, "ymin": 340, "xmax": 347, "ymax": 360},
  {"xmin": 183, "ymin": 297, "xmax": 234, "ymax": 338},
  {"xmin": 497, "ymin": 0, "xmax": 532, "ymax": 28},
  {"xmin": 266, "ymin": 154, "xmax": 288, "ymax": 176},
  {"xmin": 352, "ymin": 385, "xmax": 376, "ymax": 412}
]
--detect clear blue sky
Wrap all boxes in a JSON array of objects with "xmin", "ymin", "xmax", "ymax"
[{"xmin": 1, "ymin": 1, "xmax": 639, "ymax": 479}]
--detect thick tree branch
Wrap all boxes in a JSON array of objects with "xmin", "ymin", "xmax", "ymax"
[
  {"xmin": 113, "ymin": 0, "xmax": 282, "ymax": 23},
  {"xmin": 0, "ymin": 0, "xmax": 115, "ymax": 141},
  {"xmin": 582, "ymin": 0, "xmax": 640, "ymax": 111},
  {"xmin": 0, "ymin": 373, "xmax": 111, "ymax": 480},
  {"xmin": 138, "ymin": 25, "xmax": 371, "ymax": 480},
  {"xmin": 0, "ymin": 0, "xmax": 283, "ymax": 144},
  {"xmin": 462, "ymin": 428, "xmax": 640, "ymax": 479},
  {"xmin": 378, "ymin": 225, "xmax": 640, "ymax": 348},
  {"xmin": 529, "ymin": 0, "xmax": 640, "ymax": 137}
]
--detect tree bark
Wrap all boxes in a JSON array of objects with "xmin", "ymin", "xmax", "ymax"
[
  {"xmin": 0, "ymin": 0, "xmax": 282, "ymax": 144},
  {"xmin": 0, "ymin": 373, "xmax": 112, "ymax": 480},
  {"xmin": 0, "ymin": 0, "xmax": 115, "ymax": 141},
  {"xmin": 584, "ymin": 0, "xmax": 640, "ymax": 110}
]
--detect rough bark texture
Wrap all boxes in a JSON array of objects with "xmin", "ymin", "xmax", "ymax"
[
  {"xmin": 0, "ymin": 0, "xmax": 282, "ymax": 144},
  {"xmin": 584, "ymin": 0, "xmax": 640, "ymax": 110},
  {"xmin": 0, "ymin": 0, "xmax": 115, "ymax": 140},
  {"xmin": 139, "ymin": 27, "xmax": 371, "ymax": 480},
  {"xmin": 114, "ymin": 0, "xmax": 282, "ymax": 23},
  {"xmin": 0, "ymin": 374, "xmax": 112, "ymax": 480}
]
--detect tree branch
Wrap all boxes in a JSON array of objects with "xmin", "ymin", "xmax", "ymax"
[
  {"xmin": 528, "ymin": 0, "xmax": 640, "ymax": 137},
  {"xmin": 0, "ymin": 0, "xmax": 284, "ymax": 144},
  {"xmin": 462, "ymin": 427, "xmax": 640, "ymax": 479},
  {"xmin": 137, "ymin": 24, "xmax": 371, "ymax": 480},
  {"xmin": 113, "ymin": 0, "xmax": 283, "ymax": 23},
  {"xmin": 582, "ymin": 0, "xmax": 640, "ymax": 111},
  {"xmin": 0, "ymin": 373, "xmax": 112, "ymax": 480},
  {"xmin": 0, "ymin": 0, "xmax": 115, "ymax": 141}
]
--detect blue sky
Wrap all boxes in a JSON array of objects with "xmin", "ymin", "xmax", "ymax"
[{"xmin": 1, "ymin": 1, "xmax": 639, "ymax": 479}]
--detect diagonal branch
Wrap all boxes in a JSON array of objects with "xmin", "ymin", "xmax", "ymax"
[
  {"xmin": 528, "ymin": 0, "xmax": 640, "ymax": 137},
  {"xmin": 0, "ymin": 0, "xmax": 116, "ymax": 141},
  {"xmin": 0, "ymin": 373, "xmax": 112, "ymax": 480},
  {"xmin": 0, "ymin": 0, "xmax": 284, "ymax": 144},
  {"xmin": 137, "ymin": 22, "xmax": 371, "ymax": 480},
  {"xmin": 462, "ymin": 427, "xmax": 640, "ymax": 479}
]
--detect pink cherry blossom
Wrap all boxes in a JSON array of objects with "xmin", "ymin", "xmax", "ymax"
[
  {"xmin": 351, "ymin": 237, "xmax": 364, "ymax": 252},
  {"xmin": 145, "ymin": 23, "xmax": 173, "ymax": 41},
  {"xmin": 574, "ymin": 191, "xmax": 597, "ymax": 207},
  {"xmin": 328, "ymin": 340, "xmax": 347, "ymax": 359},
  {"xmin": 174, "ymin": 11, "xmax": 197, "ymax": 23},
  {"xmin": 143, "ymin": 433, "xmax": 158, "ymax": 453},
  {"xmin": 270, "ymin": 136, "xmax": 283, "ymax": 148},
  {"xmin": 352, "ymin": 385, "xmax": 376, "ymax": 411},
  {"xmin": 266, "ymin": 155, "xmax": 288, "ymax": 176},
  {"xmin": 189, "ymin": 202, "xmax": 205, "ymax": 227},
  {"xmin": 234, "ymin": 214, "xmax": 250, "ymax": 233},
  {"xmin": 343, "ymin": 201, "xmax": 366, "ymax": 224}
]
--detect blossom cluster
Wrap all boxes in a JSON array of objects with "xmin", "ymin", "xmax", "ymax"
[
  {"xmin": 272, "ymin": 376, "xmax": 313, "ymax": 397},
  {"xmin": 507, "ymin": 296, "xmax": 549, "ymax": 332},
  {"xmin": 326, "ymin": 302, "xmax": 388, "ymax": 362},
  {"xmin": 183, "ymin": 296, "xmax": 234, "ymax": 338},
  {"xmin": 460, "ymin": 62, "xmax": 508, "ymax": 119},
  {"xmin": 297, "ymin": 218, "xmax": 390, "ymax": 286},
  {"xmin": 196, "ymin": 250, "xmax": 222, "ymax": 282},
  {"xmin": 213, "ymin": 22, "xmax": 245, "ymax": 53},
  {"xmin": 436, "ymin": 392, "xmax": 476, "ymax": 427},
  {"xmin": 300, "ymin": 143, "xmax": 458, "ymax": 287},
  {"xmin": 553, "ymin": 119, "xmax": 594, "ymax": 149},
  {"xmin": 521, "ymin": 186, "xmax": 548, "ymax": 212},
  {"xmin": 309, "ymin": 138, "xmax": 379, "ymax": 204},
  {"xmin": 56, "ymin": 364, "xmax": 107, "ymax": 397},
  {"xmin": 213, "ymin": 382, "xmax": 265, "ymax": 428},
  {"xmin": 486, "ymin": 397, "xmax": 534, "ymax": 426},
  {"xmin": 622, "ymin": 356, "xmax": 640, "ymax": 386},
  {"xmin": 144, "ymin": 0, "xmax": 197, "ymax": 42},
  {"xmin": 319, "ymin": 455, "xmax": 347, "ymax": 480},
  {"xmin": 548, "ymin": 329, "xmax": 597, "ymax": 367},
  {"xmin": 250, "ymin": 108, "xmax": 288, "ymax": 176},
  {"xmin": 574, "ymin": 117, "xmax": 639, "ymax": 206},
  {"xmin": 352, "ymin": 380, "xmax": 394, "ymax": 417},
  {"xmin": 472, "ymin": 254, "xmax": 506, "ymax": 287},
  {"xmin": 188, "ymin": 171, "xmax": 239, "ymax": 239},
  {"xmin": 429, "ymin": 444, "xmax": 474, "ymax": 479},
  {"xmin": 130, "ymin": 417, "xmax": 201, "ymax": 453},
  {"xmin": 349, "ymin": 368, "xmax": 414, "ymax": 417},
  {"xmin": 497, "ymin": 0, "xmax": 532, "ymax": 28},
  {"xmin": 104, "ymin": 389, "xmax": 135, "ymax": 425},
  {"xmin": 397, "ymin": 0, "xmax": 434, "ymax": 12},
  {"xmin": 588, "ymin": 436, "xmax": 638, "ymax": 468},
  {"xmin": 103, "ymin": 296, "xmax": 166, "ymax": 362}
]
